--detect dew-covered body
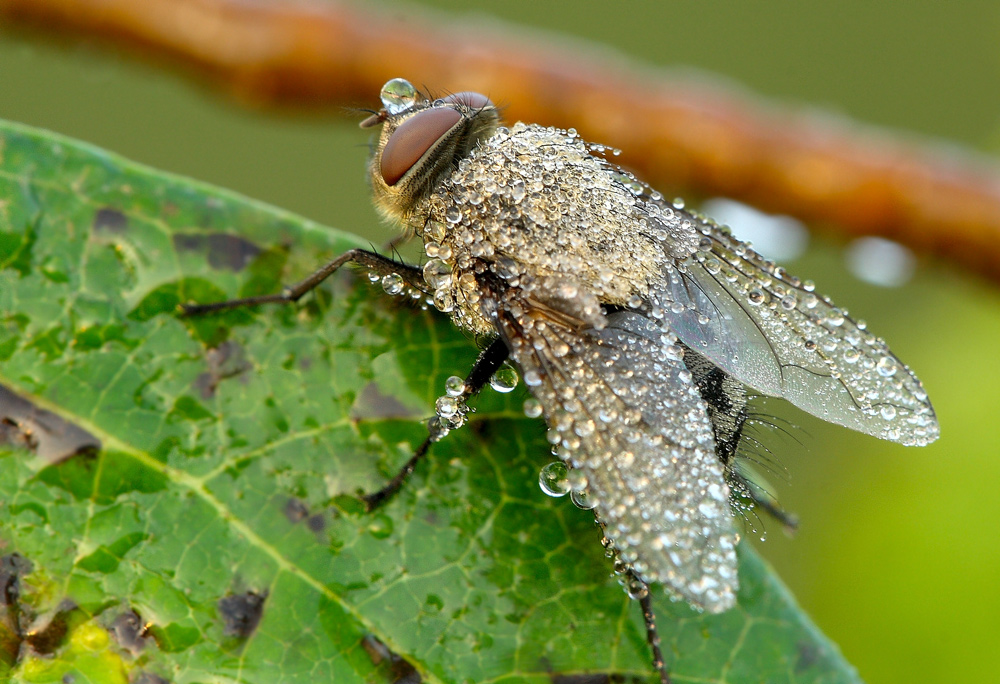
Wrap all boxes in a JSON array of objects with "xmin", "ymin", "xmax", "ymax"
[{"xmin": 365, "ymin": 79, "xmax": 938, "ymax": 615}]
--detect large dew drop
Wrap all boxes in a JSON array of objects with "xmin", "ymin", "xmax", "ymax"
[
  {"xmin": 380, "ymin": 78, "xmax": 417, "ymax": 115},
  {"xmin": 539, "ymin": 461, "xmax": 570, "ymax": 497},
  {"xmin": 490, "ymin": 365, "xmax": 519, "ymax": 393},
  {"xmin": 381, "ymin": 273, "xmax": 404, "ymax": 295}
]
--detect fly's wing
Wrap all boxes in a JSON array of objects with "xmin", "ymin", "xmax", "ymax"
[
  {"xmin": 644, "ymin": 204, "xmax": 939, "ymax": 447},
  {"xmin": 496, "ymin": 305, "xmax": 739, "ymax": 613}
]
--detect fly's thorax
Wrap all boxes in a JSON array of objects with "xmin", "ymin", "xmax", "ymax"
[{"xmin": 411, "ymin": 122, "xmax": 704, "ymax": 333}]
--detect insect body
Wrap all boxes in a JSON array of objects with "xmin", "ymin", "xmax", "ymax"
[
  {"xmin": 365, "ymin": 77, "xmax": 938, "ymax": 608},
  {"xmin": 186, "ymin": 77, "xmax": 939, "ymax": 682}
]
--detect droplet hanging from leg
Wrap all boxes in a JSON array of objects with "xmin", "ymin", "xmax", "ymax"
[{"xmin": 360, "ymin": 337, "xmax": 510, "ymax": 511}]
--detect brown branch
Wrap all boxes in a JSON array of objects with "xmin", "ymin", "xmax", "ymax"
[{"xmin": 4, "ymin": 0, "xmax": 1000, "ymax": 282}]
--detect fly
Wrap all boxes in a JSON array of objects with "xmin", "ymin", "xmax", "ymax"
[{"xmin": 184, "ymin": 77, "xmax": 939, "ymax": 683}]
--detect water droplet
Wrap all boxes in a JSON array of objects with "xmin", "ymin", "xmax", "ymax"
[
  {"xmin": 422, "ymin": 259, "xmax": 452, "ymax": 289},
  {"xmin": 424, "ymin": 220, "xmax": 446, "ymax": 242},
  {"xmin": 748, "ymin": 288, "xmax": 765, "ymax": 305},
  {"xmin": 880, "ymin": 405, "xmax": 897, "ymax": 421},
  {"xmin": 368, "ymin": 514, "xmax": 395, "ymax": 539},
  {"xmin": 490, "ymin": 365, "xmax": 518, "ymax": 393},
  {"xmin": 380, "ymin": 78, "xmax": 417, "ymax": 115},
  {"xmin": 381, "ymin": 273, "xmax": 404, "ymax": 295},
  {"xmin": 445, "ymin": 376, "xmax": 465, "ymax": 397},
  {"xmin": 539, "ymin": 461, "xmax": 570, "ymax": 497},
  {"xmin": 626, "ymin": 576, "xmax": 648, "ymax": 600},
  {"xmin": 571, "ymin": 489, "xmax": 596, "ymax": 510},
  {"xmin": 524, "ymin": 370, "xmax": 542, "ymax": 386},
  {"xmin": 435, "ymin": 395, "xmax": 459, "ymax": 418},
  {"xmin": 523, "ymin": 398, "xmax": 543, "ymax": 418},
  {"xmin": 876, "ymin": 356, "xmax": 897, "ymax": 377},
  {"xmin": 432, "ymin": 289, "xmax": 454, "ymax": 312},
  {"xmin": 445, "ymin": 206, "xmax": 462, "ymax": 224}
]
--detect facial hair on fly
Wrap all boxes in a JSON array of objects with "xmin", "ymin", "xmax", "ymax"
[{"xmin": 182, "ymin": 78, "xmax": 940, "ymax": 684}]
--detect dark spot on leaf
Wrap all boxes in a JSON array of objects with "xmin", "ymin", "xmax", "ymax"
[
  {"xmin": 350, "ymin": 382, "xmax": 420, "ymax": 421},
  {"xmin": 93, "ymin": 207, "xmax": 128, "ymax": 234},
  {"xmin": 0, "ymin": 384, "xmax": 101, "ymax": 464},
  {"xmin": 172, "ymin": 234, "xmax": 202, "ymax": 252},
  {"xmin": 218, "ymin": 591, "xmax": 267, "ymax": 638},
  {"xmin": 109, "ymin": 609, "xmax": 150, "ymax": 654},
  {"xmin": 361, "ymin": 634, "xmax": 421, "ymax": 684},
  {"xmin": 796, "ymin": 639, "xmax": 821, "ymax": 672},
  {"xmin": 0, "ymin": 554, "xmax": 31, "ymax": 611},
  {"xmin": 173, "ymin": 232, "xmax": 262, "ymax": 272},
  {"xmin": 306, "ymin": 513, "xmax": 326, "ymax": 533},
  {"xmin": 284, "ymin": 498, "xmax": 309, "ymax": 523},
  {"xmin": 193, "ymin": 341, "xmax": 251, "ymax": 400},
  {"xmin": 25, "ymin": 598, "xmax": 78, "ymax": 655},
  {"xmin": 0, "ymin": 554, "xmax": 31, "ymax": 665},
  {"xmin": 207, "ymin": 233, "xmax": 262, "ymax": 271},
  {"xmin": 132, "ymin": 672, "xmax": 170, "ymax": 684},
  {"xmin": 62, "ymin": 675, "xmax": 74, "ymax": 684}
]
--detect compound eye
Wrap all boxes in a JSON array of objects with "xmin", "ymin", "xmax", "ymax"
[
  {"xmin": 442, "ymin": 91, "xmax": 493, "ymax": 109},
  {"xmin": 380, "ymin": 107, "xmax": 461, "ymax": 186}
]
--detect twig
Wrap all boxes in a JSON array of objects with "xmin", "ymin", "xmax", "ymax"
[{"xmin": 3, "ymin": 0, "xmax": 1000, "ymax": 281}]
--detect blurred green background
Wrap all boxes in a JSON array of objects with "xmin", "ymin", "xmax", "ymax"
[{"xmin": 2, "ymin": 2, "xmax": 998, "ymax": 682}]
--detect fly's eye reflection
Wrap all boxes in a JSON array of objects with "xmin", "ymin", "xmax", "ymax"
[{"xmin": 183, "ymin": 77, "xmax": 939, "ymax": 684}]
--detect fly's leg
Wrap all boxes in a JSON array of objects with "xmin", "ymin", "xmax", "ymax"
[
  {"xmin": 361, "ymin": 338, "xmax": 510, "ymax": 512},
  {"xmin": 601, "ymin": 524, "xmax": 671, "ymax": 684},
  {"xmin": 631, "ymin": 569, "xmax": 671, "ymax": 684},
  {"xmin": 180, "ymin": 248, "xmax": 425, "ymax": 315}
]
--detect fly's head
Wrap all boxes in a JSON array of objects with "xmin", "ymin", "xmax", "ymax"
[{"xmin": 364, "ymin": 78, "xmax": 500, "ymax": 224}]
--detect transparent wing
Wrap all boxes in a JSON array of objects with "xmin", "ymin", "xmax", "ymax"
[
  {"xmin": 644, "ymin": 206, "xmax": 939, "ymax": 446},
  {"xmin": 496, "ymin": 305, "xmax": 739, "ymax": 612}
]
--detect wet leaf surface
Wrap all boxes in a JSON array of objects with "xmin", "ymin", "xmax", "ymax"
[{"xmin": 0, "ymin": 120, "xmax": 860, "ymax": 683}]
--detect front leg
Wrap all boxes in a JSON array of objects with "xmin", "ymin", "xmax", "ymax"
[{"xmin": 180, "ymin": 248, "xmax": 426, "ymax": 315}]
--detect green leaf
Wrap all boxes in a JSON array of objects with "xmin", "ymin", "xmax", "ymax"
[{"xmin": 0, "ymin": 119, "xmax": 861, "ymax": 684}]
